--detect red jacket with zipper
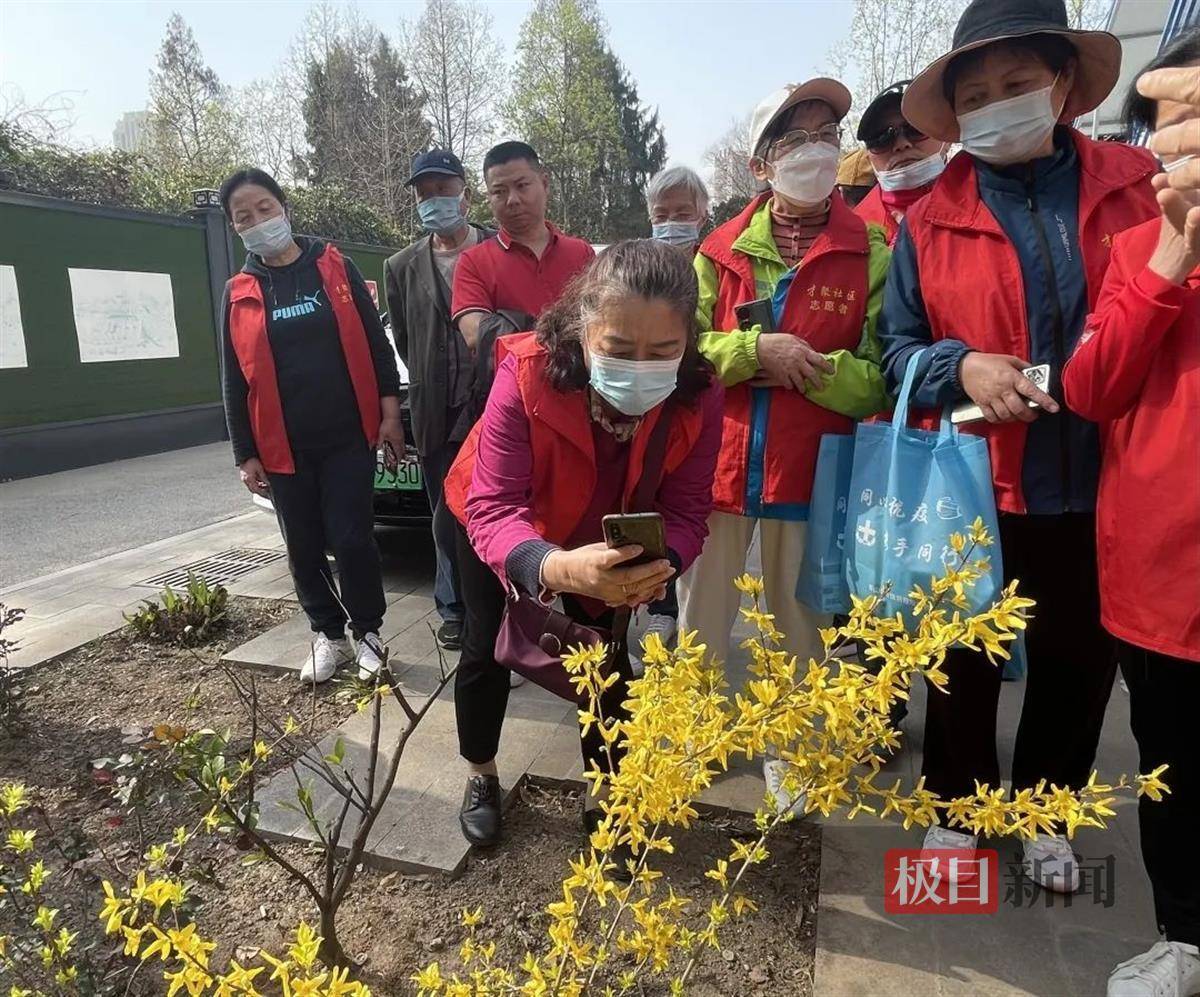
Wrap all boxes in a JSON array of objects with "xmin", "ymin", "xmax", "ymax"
[
  {"xmin": 227, "ymin": 244, "xmax": 381, "ymax": 474},
  {"xmin": 1063, "ymin": 218, "xmax": 1200, "ymax": 662},
  {"xmin": 700, "ymin": 191, "xmax": 875, "ymax": 512},
  {"xmin": 854, "ymin": 185, "xmax": 901, "ymax": 247},
  {"xmin": 905, "ymin": 130, "xmax": 1158, "ymax": 514}
]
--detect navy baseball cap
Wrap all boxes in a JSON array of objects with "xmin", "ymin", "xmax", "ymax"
[{"xmin": 406, "ymin": 149, "xmax": 466, "ymax": 185}]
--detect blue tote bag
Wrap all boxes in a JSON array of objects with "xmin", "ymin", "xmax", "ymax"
[
  {"xmin": 796, "ymin": 432, "xmax": 855, "ymax": 613},
  {"xmin": 844, "ymin": 351, "xmax": 1005, "ymax": 629}
]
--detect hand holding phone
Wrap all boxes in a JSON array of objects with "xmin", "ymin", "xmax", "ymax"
[
  {"xmin": 602, "ymin": 513, "xmax": 667, "ymax": 565},
  {"xmin": 953, "ymin": 357, "xmax": 1058, "ymax": 425}
]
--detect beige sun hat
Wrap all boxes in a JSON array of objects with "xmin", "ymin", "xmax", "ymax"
[
  {"xmin": 749, "ymin": 78, "xmax": 853, "ymax": 158},
  {"xmin": 901, "ymin": 0, "xmax": 1122, "ymax": 143}
]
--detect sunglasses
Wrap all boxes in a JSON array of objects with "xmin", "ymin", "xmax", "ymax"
[{"xmin": 865, "ymin": 122, "xmax": 928, "ymax": 153}]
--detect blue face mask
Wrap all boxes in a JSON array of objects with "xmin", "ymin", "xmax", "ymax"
[
  {"xmin": 588, "ymin": 351, "xmax": 682, "ymax": 417},
  {"xmin": 418, "ymin": 195, "xmax": 466, "ymax": 234},
  {"xmin": 651, "ymin": 220, "xmax": 701, "ymax": 247}
]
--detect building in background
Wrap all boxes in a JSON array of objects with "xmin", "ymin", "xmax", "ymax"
[
  {"xmin": 112, "ymin": 111, "xmax": 150, "ymax": 153},
  {"xmin": 1080, "ymin": 0, "xmax": 1199, "ymax": 139}
]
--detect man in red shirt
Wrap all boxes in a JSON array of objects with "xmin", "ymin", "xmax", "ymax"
[{"xmin": 451, "ymin": 141, "xmax": 594, "ymax": 349}]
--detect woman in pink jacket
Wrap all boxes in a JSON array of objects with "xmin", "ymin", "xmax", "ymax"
[
  {"xmin": 1062, "ymin": 29, "xmax": 1200, "ymax": 997},
  {"xmin": 443, "ymin": 240, "xmax": 724, "ymax": 851}
]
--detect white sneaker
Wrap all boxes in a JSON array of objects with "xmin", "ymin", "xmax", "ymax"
[
  {"xmin": 920, "ymin": 825, "xmax": 980, "ymax": 887},
  {"xmin": 509, "ymin": 671, "xmax": 526, "ymax": 688},
  {"xmin": 630, "ymin": 613, "xmax": 678, "ymax": 676},
  {"xmin": 1107, "ymin": 940, "xmax": 1200, "ymax": 997},
  {"xmin": 762, "ymin": 758, "xmax": 807, "ymax": 817},
  {"xmin": 356, "ymin": 633, "xmax": 385, "ymax": 680},
  {"xmin": 300, "ymin": 634, "xmax": 350, "ymax": 684},
  {"xmin": 1023, "ymin": 834, "xmax": 1080, "ymax": 893}
]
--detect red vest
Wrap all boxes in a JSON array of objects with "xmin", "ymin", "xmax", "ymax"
[
  {"xmin": 444, "ymin": 334, "xmax": 703, "ymax": 541},
  {"xmin": 227, "ymin": 245, "xmax": 382, "ymax": 474},
  {"xmin": 699, "ymin": 191, "xmax": 872, "ymax": 513},
  {"xmin": 854, "ymin": 185, "xmax": 900, "ymax": 246},
  {"xmin": 905, "ymin": 131, "xmax": 1158, "ymax": 514}
]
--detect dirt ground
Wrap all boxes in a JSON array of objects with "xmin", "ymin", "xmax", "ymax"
[{"xmin": 0, "ymin": 598, "xmax": 821, "ymax": 995}]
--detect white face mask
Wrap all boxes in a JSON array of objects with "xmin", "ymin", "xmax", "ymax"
[
  {"xmin": 588, "ymin": 351, "xmax": 682, "ymax": 417},
  {"xmin": 956, "ymin": 78, "xmax": 1063, "ymax": 166},
  {"xmin": 875, "ymin": 151, "xmax": 948, "ymax": 192},
  {"xmin": 768, "ymin": 142, "xmax": 841, "ymax": 204},
  {"xmin": 239, "ymin": 213, "xmax": 294, "ymax": 257}
]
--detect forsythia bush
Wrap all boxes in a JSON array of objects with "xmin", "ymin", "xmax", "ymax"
[{"xmin": 415, "ymin": 519, "xmax": 1167, "ymax": 995}]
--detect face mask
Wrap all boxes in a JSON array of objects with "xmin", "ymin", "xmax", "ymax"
[
  {"xmin": 768, "ymin": 142, "xmax": 841, "ymax": 204},
  {"xmin": 651, "ymin": 220, "xmax": 701, "ymax": 247},
  {"xmin": 956, "ymin": 78, "xmax": 1063, "ymax": 166},
  {"xmin": 588, "ymin": 351, "xmax": 681, "ymax": 417},
  {"xmin": 418, "ymin": 194, "xmax": 466, "ymax": 234},
  {"xmin": 239, "ymin": 213, "xmax": 294, "ymax": 258},
  {"xmin": 875, "ymin": 151, "xmax": 947, "ymax": 192}
]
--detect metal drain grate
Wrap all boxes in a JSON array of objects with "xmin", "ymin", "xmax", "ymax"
[{"xmin": 139, "ymin": 548, "xmax": 287, "ymax": 589}]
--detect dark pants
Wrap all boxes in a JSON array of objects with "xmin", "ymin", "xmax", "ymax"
[
  {"xmin": 454, "ymin": 522, "xmax": 633, "ymax": 770},
  {"xmin": 266, "ymin": 441, "xmax": 386, "ymax": 640},
  {"xmin": 1120, "ymin": 641, "xmax": 1200, "ymax": 946},
  {"xmin": 421, "ymin": 442, "xmax": 464, "ymax": 624},
  {"xmin": 922, "ymin": 512, "xmax": 1116, "ymax": 801}
]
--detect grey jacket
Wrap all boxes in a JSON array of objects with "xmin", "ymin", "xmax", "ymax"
[{"xmin": 383, "ymin": 224, "xmax": 496, "ymax": 457}]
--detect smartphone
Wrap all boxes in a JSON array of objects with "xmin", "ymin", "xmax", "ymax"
[
  {"xmin": 951, "ymin": 364, "xmax": 1052, "ymax": 425},
  {"xmin": 734, "ymin": 297, "xmax": 776, "ymax": 333},
  {"xmin": 602, "ymin": 513, "xmax": 667, "ymax": 567}
]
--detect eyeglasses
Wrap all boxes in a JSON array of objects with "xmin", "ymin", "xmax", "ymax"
[
  {"xmin": 770, "ymin": 124, "xmax": 842, "ymax": 155},
  {"xmin": 864, "ymin": 122, "xmax": 928, "ymax": 153}
]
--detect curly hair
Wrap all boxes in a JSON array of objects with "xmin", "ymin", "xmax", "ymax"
[{"xmin": 535, "ymin": 239, "xmax": 714, "ymax": 406}]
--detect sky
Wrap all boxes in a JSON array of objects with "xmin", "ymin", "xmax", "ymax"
[{"xmin": 0, "ymin": 0, "xmax": 856, "ymax": 177}]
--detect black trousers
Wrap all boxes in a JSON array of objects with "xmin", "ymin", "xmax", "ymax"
[
  {"xmin": 1120, "ymin": 641, "xmax": 1200, "ymax": 946},
  {"xmin": 421, "ymin": 441, "xmax": 464, "ymax": 624},
  {"xmin": 454, "ymin": 522, "xmax": 633, "ymax": 770},
  {"xmin": 266, "ymin": 441, "xmax": 386, "ymax": 640},
  {"xmin": 921, "ymin": 512, "xmax": 1116, "ymax": 801}
]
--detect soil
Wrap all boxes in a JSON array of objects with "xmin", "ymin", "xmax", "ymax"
[{"xmin": 0, "ymin": 599, "xmax": 821, "ymax": 996}]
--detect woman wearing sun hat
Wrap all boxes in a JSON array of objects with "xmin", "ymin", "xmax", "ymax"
[{"xmin": 876, "ymin": 0, "xmax": 1159, "ymax": 895}]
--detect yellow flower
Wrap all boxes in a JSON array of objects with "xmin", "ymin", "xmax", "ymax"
[
  {"xmin": 0, "ymin": 784, "xmax": 29, "ymax": 817},
  {"xmin": 5, "ymin": 829, "xmax": 34, "ymax": 855}
]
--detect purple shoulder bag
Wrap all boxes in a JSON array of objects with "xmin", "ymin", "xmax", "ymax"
[{"xmin": 493, "ymin": 404, "xmax": 675, "ymax": 703}]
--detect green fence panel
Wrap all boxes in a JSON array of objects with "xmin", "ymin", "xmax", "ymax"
[{"xmin": 0, "ymin": 198, "xmax": 217, "ymax": 430}]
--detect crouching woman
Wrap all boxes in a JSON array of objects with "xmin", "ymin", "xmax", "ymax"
[{"xmin": 443, "ymin": 240, "xmax": 723, "ymax": 848}]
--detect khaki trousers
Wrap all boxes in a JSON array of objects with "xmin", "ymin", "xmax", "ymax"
[{"xmin": 677, "ymin": 511, "xmax": 828, "ymax": 667}]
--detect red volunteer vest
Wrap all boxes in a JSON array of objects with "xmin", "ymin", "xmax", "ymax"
[
  {"xmin": 905, "ymin": 131, "xmax": 1158, "ymax": 513},
  {"xmin": 699, "ymin": 192, "xmax": 871, "ymax": 513},
  {"xmin": 228, "ymin": 245, "xmax": 382, "ymax": 474},
  {"xmin": 444, "ymin": 334, "xmax": 704, "ymax": 542}
]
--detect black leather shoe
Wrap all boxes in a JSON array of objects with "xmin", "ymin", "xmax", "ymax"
[
  {"xmin": 460, "ymin": 775, "xmax": 501, "ymax": 846},
  {"xmin": 584, "ymin": 807, "xmax": 634, "ymax": 882},
  {"xmin": 437, "ymin": 620, "xmax": 463, "ymax": 651}
]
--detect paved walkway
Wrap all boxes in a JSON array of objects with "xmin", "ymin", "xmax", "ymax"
[{"xmin": 2, "ymin": 507, "xmax": 1160, "ymax": 994}]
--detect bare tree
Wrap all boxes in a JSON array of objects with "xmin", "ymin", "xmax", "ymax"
[
  {"xmin": 233, "ymin": 73, "xmax": 307, "ymax": 182},
  {"xmin": 828, "ymin": 0, "xmax": 966, "ymax": 136},
  {"xmin": 704, "ymin": 113, "xmax": 761, "ymax": 207},
  {"xmin": 402, "ymin": 0, "xmax": 506, "ymax": 170},
  {"xmin": 0, "ymin": 84, "xmax": 77, "ymax": 144},
  {"xmin": 1065, "ymin": 0, "xmax": 1112, "ymax": 30}
]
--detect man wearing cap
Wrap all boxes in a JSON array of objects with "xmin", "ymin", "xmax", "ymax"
[
  {"xmin": 676, "ymin": 77, "xmax": 892, "ymax": 815},
  {"xmin": 384, "ymin": 149, "xmax": 495, "ymax": 651},
  {"xmin": 854, "ymin": 81, "xmax": 951, "ymax": 246},
  {"xmin": 451, "ymin": 141, "xmax": 594, "ymax": 351},
  {"xmin": 876, "ymin": 0, "xmax": 1159, "ymax": 897}
]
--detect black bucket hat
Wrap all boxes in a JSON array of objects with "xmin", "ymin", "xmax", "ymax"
[
  {"xmin": 901, "ymin": 0, "xmax": 1122, "ymax": 142},
  {"xmin": 856, "ymin": 80, "xmax": 913, "ymax": 144}
]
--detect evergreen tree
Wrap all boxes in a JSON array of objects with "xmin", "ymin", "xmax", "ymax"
[{"xmin": 601, "ymin": 50, "xmax": 666, "ymax": 240}]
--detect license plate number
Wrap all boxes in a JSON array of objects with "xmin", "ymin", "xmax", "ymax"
[{"xmin": 375, "ymin": 454, "xmax": 423, "ymax": 491}]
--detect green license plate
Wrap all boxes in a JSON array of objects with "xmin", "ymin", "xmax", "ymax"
[{"xmin": 374, "ymin": 455, "xmax": 423, "ymax": 491}]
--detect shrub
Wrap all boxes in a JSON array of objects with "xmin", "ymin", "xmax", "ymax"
[{"xmin": 124, "ymin": 574, "xmax": 228, "ymax": 646}]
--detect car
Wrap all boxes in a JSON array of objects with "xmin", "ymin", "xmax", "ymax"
[{"xmin": 250, "ymin": 311, "xmax": 434, "ymax": 530}]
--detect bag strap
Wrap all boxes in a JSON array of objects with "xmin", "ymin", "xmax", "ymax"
[{"xmin": 627, "ymin": 402, "xmax": 676, "ymax": 513}]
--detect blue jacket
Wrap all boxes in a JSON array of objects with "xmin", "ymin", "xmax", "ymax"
[{"xmin": 879, "ymin": 130, "xmax": 1100, "ymax": 514}]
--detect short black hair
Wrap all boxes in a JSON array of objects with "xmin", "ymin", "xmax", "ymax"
[
  {"xmin": 483, "ymin": 141, "xmax": 541, "ymax": 177},
  {"xmin": 943, "ymin": 34, "xmax": 1077, "ymax": 104},
  {"xmin": 1122, "ymin": 26, "xmax": 1200, "ymax": 136},
  {"xmin": 219, "ymin": 168, "xmax": 287, "ymax": 218}
]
